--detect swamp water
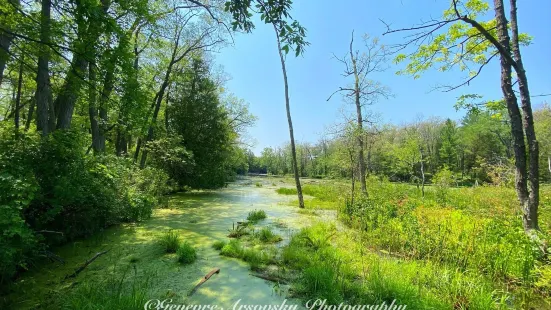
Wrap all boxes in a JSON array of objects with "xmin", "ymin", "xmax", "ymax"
[{"xmin": 5, "ymin": 178, "xmax": 331, "ymax": 309}]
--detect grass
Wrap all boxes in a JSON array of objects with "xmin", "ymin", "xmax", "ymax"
[
  {"xmin": 227, "ymin": 222, "xmax": 249, "ymax": 238},
  {"xmin": 219, "ymin": 239, "xmax": 275, "ymax": 271},
  {"xmin": 247, "ymin": 209, "xmax": 267, "ymax": 223},
  {"xmin": 276, "ymin": 187, "xmax": 297, "ymax": 195},
  {"xmin": 279, "ymin": 222, "xmax": 505, "ymax": 309},
  {"xmin": 158, "ymin": 230, "xmax": 180, "ymax": 253},
  {"xmin": 47, "ymin": 267, "xmax": 153, "ymax": 310},
  {"xmin": 267, "ymin": 177, "xmax": 551, "ymax": 308},
  {"xmin": 254, "ymin": 227, "xmax": 283, "ymax": 243},
  {"xmin": 255, "ymin": 182, "xmax": 263, "ymax": 187},
  {"xmin": 212, "ymin": 240, "xmax": 227, "ymax": 250},
  {"xmin": 176, "ymin": 242, "xmax": 197, "ymax": 264}
]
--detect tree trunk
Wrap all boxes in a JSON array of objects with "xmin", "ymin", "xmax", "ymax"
[
  {"xmin": 35, "ymin": 0, "xmax": 52, "ymax": 136},
  {"xmin": 25, "ymin": 96, "xmax": 35, "ymax": 131},
  {"xmin": 55, "ymin": 54, "xmax": 88, "ymax": 129},
  {"xmin": 89, "ymin": 63, "xmax": 101, "ymax": 153},
  {"xmin": 0, "ymin": 0, "xmax": 19, "ymax": 88},
  {"xmin": 14, "ymin": 56, "xmax": 23, "ymax": 133},
  {"xmin": 140, "ymin": 67, "xmax": 172, "ymax": 168},
  {"xmin": 420, "ymin": 147, "xmax": 425, "ymax": 197},
  {"xmin": 273, "ymin": 24, "xmax": 304, "ymax": 208},
  {"xmin": 508, "ymin": 0, "xmax": 539, "ymax": 231},
  {"xmin": 493, "ymin": 0, "xmax": 532, "ymax": 229},
  {"xmin": 349, "ymin": 34, "xmax": 367, "ymax": 195}
]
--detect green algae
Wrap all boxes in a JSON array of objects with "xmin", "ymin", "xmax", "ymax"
[{"xmin": 2, "ymin": 179, "xmax": 315, "ymax": 309}]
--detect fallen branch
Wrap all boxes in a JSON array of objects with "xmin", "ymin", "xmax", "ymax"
[
  {"xmin": 39, "ymin": 250, "xmax": 65, "ymax": 264},
  {"xmin": 250, "ymin": 273, "xmax": 288, "ymax": 284},
  {"xmin": 65, "ymin": 250, "xmax": 110, "ymax": 279},
  {"xmin": 188, "ymin": 267, "xmax": 220, "ymax": 296}
]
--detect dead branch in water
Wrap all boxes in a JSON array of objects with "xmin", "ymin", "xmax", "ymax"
[
  {"xmin": 65, "ymin": 250, "xmax": 110, "ymax": 279},
  {"xmin": 188, "ymin": 267, "xmax": 220, "ymax": 296}
]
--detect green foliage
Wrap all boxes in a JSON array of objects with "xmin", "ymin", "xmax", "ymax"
[
  {"xmin": 255, "ymin": 182, "xmax": 262, "ymax": 187},
  {"xmin": 212, "ymin": 240, "xmax": 227, "ymax": 251},
  {"xmin": 227, "ymin": 222, "xmax": 249, "ymax": 238},
  {"xmin": 50, "ymin": 269, "xmax": 153, "ymax": 310},
  {"xmin": 219, "ymin": 239, "xmax": 274, "ymax": 271},
  {"xmin": 224, "ymin": 0, "xmax": 309, "ymax": 57},
  {"xmin": 159, "ymin": 230, "xmax": 180, "ymax": 253},
  {"xmin": 166, "ymin": 58, "xmax": 240, "ymax": 189},
  {"xmin": 176, "ymin": 242, "xmax": 197, "ymax": 264},
  {"xmin": 0, "ymin": 126, "xmax": 170, "ymax": 283},
  {"xmin": 246, "ymin": 209, "xmax": 266, "ymax": 223},
  {"xmin": 276, "ymin": 187, "xmax": 296, "ymax": 195},
  {"xmin": 254, "ymin": 227, "xmax": 282, "ymax": 243},
  {"xmin": 340, "ymin": 178, "xmax": 546, "ymax": 282}
]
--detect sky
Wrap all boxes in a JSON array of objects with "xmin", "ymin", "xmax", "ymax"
[{"xmin": 215, "ymin": 0, "xmax": 551, "ymax": 155}]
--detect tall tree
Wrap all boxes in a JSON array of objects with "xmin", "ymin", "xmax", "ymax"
[
  {"xmin": 225, "ymin": 0, "xmax": 309, "ymax": 208},
  {"xmin": 328, "ymin": 32, "xmax": 391, "ymax": 195},
  {"xmin": 386, "ymin": 0, "xmax": 539, "ymax": 232}
]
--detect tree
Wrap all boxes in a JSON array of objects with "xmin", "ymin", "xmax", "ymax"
[
  {"xmin": 385, "ymin": 0, "xmax": 539, "ymax": 232},
  {"xmin": 225, "ymin": 0, "xmax": 309, "ymax": 208},
  {"xmin": 328, "ymin": 32, "xmax": 391, "ymax": 195}
]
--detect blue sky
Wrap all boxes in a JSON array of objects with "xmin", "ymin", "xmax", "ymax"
[{"xmin": 215, "ymin": 0, "xmax": 551, "ymax": 155}]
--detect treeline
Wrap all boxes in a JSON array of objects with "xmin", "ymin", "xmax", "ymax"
[
  {"xmin": 0, "ymin": 1, "xmax": 254, "ymax": 284},
  {"xmin": 249, "ymin": 101, "xmax": 551, "ymax": 186}
]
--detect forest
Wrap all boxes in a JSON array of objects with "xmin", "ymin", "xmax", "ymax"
[{"xmin": 0, "ymin": 0, "xmax": 550, "ymax": 309}]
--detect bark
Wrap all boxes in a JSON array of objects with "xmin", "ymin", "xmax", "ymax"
[
  {"xmin": 419, "ymin": 147, "xmax": 425, "ymax": 197},
  {"xmin": 139, "ymin": 65, "xmax": 172, "ymax": 168},
  {"xmin": 25, "ymin": 96, "xmax": 35, "ymax": 131},
  {"xmin": 89, "ymin": 63, "xmax": 101, "ymax": 153},
  {"xmin": 35, "ymin": 0, "xmax": 52, "ymax": 136},
  {"xmin": 509, "ymin": 0, "xmax": 538, "ymax": 231},
  {"xmin": 98, "ymin": 59, "xmax": 115, "ymax": 152},
  {"xmin": 349, "ymin": 34, "xmax": 367, "ymax": 195},
  {"xmin": 55, "ymin": 54, "xmax": 87, "ymax": 129},
  {"xmin": 0, "ymin": 0, "xmax": 19, "ymax": 88},
  {"xmin": 493, "ymin": 0, "xmax": 532, "ymax": 229},
  {"xmin": 273, "ymin": 24, "xmax": 304, "ymax": 208},
  {"xmin": 14, "ymin": 56, "xmax": 23, "ymax": 132},
  {"xmin": 56, "ymin": 0, "xmax": 111, "ymax": 130}
]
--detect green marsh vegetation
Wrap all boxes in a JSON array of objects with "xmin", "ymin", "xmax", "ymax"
[{"xmin": 1, "ymin": 0, "xmax": 551, "ymax": 309}]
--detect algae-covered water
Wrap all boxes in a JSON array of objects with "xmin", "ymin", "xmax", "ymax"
[{"xmin": 5, "ymin": 178, "xmax": 325, "ymax": 309}]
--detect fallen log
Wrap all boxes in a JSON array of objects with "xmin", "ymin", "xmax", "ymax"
[
  {"xmin": 188, "ymin": 267, "xmax": 220, "ymax": 296},
  {"xmin": 65, "ymin": 250, "xmax": 109, "ymax": 279},
  {"xmin": 250, "ymin": 273, "xmax": 288, "ymax": 284}
]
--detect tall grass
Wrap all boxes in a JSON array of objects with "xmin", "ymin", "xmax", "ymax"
[
  {"xmin": 49, "ymin": 268, "xmax": 152, "ymax": 310},
  {"xmin": 158, "ymin": 230, "xmax": 180, "ymax": 253},
  {"xmin": 247, "ymin": 210, "xmax": 267, "ymax": 223}
]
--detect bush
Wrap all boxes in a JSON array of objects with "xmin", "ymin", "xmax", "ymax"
[
  {"xmin": 0, "ymin": 126, "xmax": 170, "ymax": 283},
  {"xmin": 159, "ymin": 230, "xmax": 180, "ymax": 253},
  {"xmin": 247, "ymin": 210, "xmax": 266, "ymax": 223},
  {"xmin": 177, "ymin": 242, "xmax": 197, "ymax": 264}
]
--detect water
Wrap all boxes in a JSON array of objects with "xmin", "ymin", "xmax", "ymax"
[{"xmin": 6, "ymin": 177, "xmax": 322, "ymax": 309}]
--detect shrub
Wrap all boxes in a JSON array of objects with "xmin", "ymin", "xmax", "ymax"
[
  {"xmin": 177, "ymin": 242, "xmax": 197, "ymax": 264},
  {"xmin": 0, "ymin": 126, "xmax": 171, "ymax": 284},
  {"xmin": 247, "ymin": 210, "xmax": 266, "ymax": 223},
  {"xmin": 159, "ymin": 230, "xmax": 180, "ymax": 253},
  {"xmin": 255, "ymin": 182, "xmax": 263, "ymax": 187}
]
